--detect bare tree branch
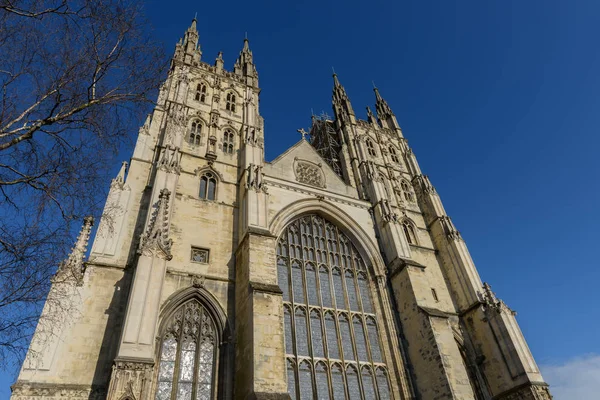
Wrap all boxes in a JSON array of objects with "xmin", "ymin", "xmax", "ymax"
[{"xmin": 0, "ymin": 0, "xmax": 167, "ymax": 369}]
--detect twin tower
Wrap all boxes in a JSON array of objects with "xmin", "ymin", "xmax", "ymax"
[{"xmin": 12, "ymin": 18, "xmax": 552, "ymax": 400}]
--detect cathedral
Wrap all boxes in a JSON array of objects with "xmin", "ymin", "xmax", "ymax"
[{"xmin": 11, "ymin": 18, "xmax": 553, "ymax": 400}]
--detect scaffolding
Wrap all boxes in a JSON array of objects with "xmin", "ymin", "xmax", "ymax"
[{"xmin": 309, "ymin": 112, "xmax": 343, "ymax": 179}]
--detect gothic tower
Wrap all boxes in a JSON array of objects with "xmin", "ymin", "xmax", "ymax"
[{"xmin": 12, "ymin": 18, "xmax": 552, "ymax": 400}]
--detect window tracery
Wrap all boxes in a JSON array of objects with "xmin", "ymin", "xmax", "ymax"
[
  {"xmin": 366, "ymin": 139, "xmax": 377, "ymax": 157},
  {"xmin": 199, "ymin": 172, "xmax": 217, "ymax": 201},
  {"xmin": 277, "ymin": 214, "xmax": 392, "ymax": 400},
  {"xmin": 225, "ymin": 92, "xmax": 236, "ymax": 112},
  {"xmin": 402, "ymin": 220, "xmax": 417, "ymax": 245},
  {"xmin": 389, "ymin": 146, "xmax": 399, "ymax": 163},
  {"xmin": 223, "ymin": 130, "xmax": 234, "ymax": 154},
  {"xmin": 189, "ymin": 120, "xmax": 202, "ymax": 146},
  {"xmin": 195, "ymin": 83, "xmax": 207, "ymax": 102},
  {"xmin": 400, "ymin": 180, "xmax": 415, "ymax": 203},
  {"xmin": 155, "ymin": 299, "xmax": 217, "ymax": 400}
]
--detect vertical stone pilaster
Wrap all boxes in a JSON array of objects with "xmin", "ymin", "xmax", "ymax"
[{"xmin": 234, "ymin": 231, "xmax": 290, "ymax": 400}]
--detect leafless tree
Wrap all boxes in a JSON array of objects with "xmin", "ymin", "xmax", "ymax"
[{"xmin": 0, "ymin": 0, "xmax": 167, "ymax": 369}]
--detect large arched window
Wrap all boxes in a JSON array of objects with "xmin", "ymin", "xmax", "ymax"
[
  {"xmin": 199, "ymin": 172, "xmax": 217, "ymax": 201},
  {"xmin": 155, "ymin": 299, "xmax": 218, "ymax": 400},
  {"xmin": 278, "ymin": 214, "xmax": 392, "ymax": 400}
]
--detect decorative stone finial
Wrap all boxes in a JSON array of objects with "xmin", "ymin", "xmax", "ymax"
[
  {"xmin": 138, "ymin": 189, "xmax": 173, "ymax": 260},
  {"xmin": 111, "ymin": 161, "xmax": 128, "ymax": 189},
  {"xmin": 55, "ymin": 216, "xmax": 94, "ymax": 284}
]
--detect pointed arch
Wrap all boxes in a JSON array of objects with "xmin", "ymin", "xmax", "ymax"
[
  {"xmin": 401, "ymin": 217, "xmax": 418, "ymax": 245},
  {"xmin": 269, "ymin": 199, "xmax": 386, "ymax": 277},
  {"xmin": 154, "ymin": 286, "xmax": 230, "ymax": 400}
]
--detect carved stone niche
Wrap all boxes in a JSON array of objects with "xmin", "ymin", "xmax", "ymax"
[
  {"xmin": 106, "ymin": 359, "xmax": 154, "ymax": 400},
  {"xmin": 294, "ymin": 159, "xmax": 326, "ymax": 188}
]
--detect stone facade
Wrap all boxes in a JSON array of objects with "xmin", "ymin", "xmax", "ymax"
[{"xmin": 12, "ymin": 17, "xmax": 552, "ymax": 400}]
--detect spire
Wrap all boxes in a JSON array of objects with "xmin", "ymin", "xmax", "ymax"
[
  {"xmin": 366, "ymin": 106, "xmax": 377, "ymax": 125},
  {"xmin": 372, "ymin": 85, "xmax": 401, "ymax": 132},
  {"xmin": 331, "ymin": 72, "xmax": 354, "ymax": 121},
  {"xmin": 173, "ymin": 17, "xmax": 202, "ymax": 65},
  {"xmin": 373, "ymin": 85, "xmax": 393, "ymax": 117},
  {"xmin": 55, "ymin": 216, "xmax": 94, "ymax": 283},
  {"xmin": 234, "ymin": 36, "xmax": 258, "ymax": 87}
]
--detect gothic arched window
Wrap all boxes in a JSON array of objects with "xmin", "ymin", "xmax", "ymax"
[
  {"xmin": 189, "ymin": 120, "xmax": 202, "ymax": 146},
  {"xmin": 195, "ymin": 83, "xmax": 207, "ymax": 102},
  {"xmin": 199, "ymin": 172, "xmax": 217, "ymax": 201},
  {"xmin": 226, "ymin": 92, "xmax": 236, "ymax": 112},
  {"xmin": 389, "ymin": 146, "xmax": 399, "ymax": 163},
  {"xmin": 402, "ymin": 220, "xmax": 417, "ymax": 245},
  {"xmin": 277, "ymin": 214, "xmax": 391, "ymax": 400},
  {"xmin": 155, "ymin": 299, "xmax": 218, "ymax": 400},
  {"xmin": 401, "ymin": 180, "xmax": 414, "ymax": 203},
  {"xmin": 366, "ymin": 139, "xmax": 377, "ymax": 157},
  {"xmin": 223, "ymin": 130, "xmax": 234, "ymax": 154}
]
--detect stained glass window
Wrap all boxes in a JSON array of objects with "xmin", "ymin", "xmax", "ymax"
[
  {"xmin": 299, "ymin": 361, "xmax": 314, "ymax": 400},
  {"xmin": 310, "ymin": 311, "xmax": 325, "ymax": 358},
  {"xmin": 315, "ymin": 362, "xmax": 330, "ymax": 400},
  {"xmin": 367, "ymin": 317, "xmax": 383, "ymax": 363},
  {"xmin": 346, "ymin": 365, "xmax": 361, "ymax": 400},
  {"xmin": 376, "ymin": 368, "xmax": 391, "ymax": 400},
  {"xmin": 353, "ymin": 316, "xmax": 369, "ymax": 361},
  {"xmin": 361, "ymin": 367, "xmax": 377, "ymax": 399},
  {"xmin": 155, "ymin": 300, "xmax": 217, "ymax": 400},
  {"xmin": 278, "ymin": 214, "xmax": 392, "ymax": 400},
  {"xmin": 288, "ymin": 360, "xmax": 297, "ymax": 400},
  {"xmin": 331, "ymin": 364, "xmax": 346, "ymax": 400}
]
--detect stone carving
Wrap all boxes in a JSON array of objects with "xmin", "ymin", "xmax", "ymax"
[
  {"xmin": 111, "ymin": 161, "xmax": 128, "ymax": 190},
  {"xmin": 158, "ymin": 145, "xmax": 182, "ymax": 174},
  {"xmin": 497, "ymin": 383, "xmax": 552, "ymax": 400},
  {"xmin": 439, "ymin": 216, "xmax": 462, "ymax": 242},
  {"xmin": 414, "ymin": 174, "xmax": 435, "ymax": 195},
  {"xmin": 365, "ymin": 161, "xmax": 380, "ymax": 182},
  {"xmin": 380, "ymin": 199, "xmax": 398, "ymax": 223},
  {"xmin": 54, "ymin": 216, "xmax": 94, "ymax": 285},
  {"xmin": 482, "ymin": 283, "xmax": 515, "ymax": 315},
  {"xmin": 106, "ymin": 360, "xmax": 154, "ymax": 400},
  {"xmin": 138, "ymin": 189, "xmax": 173, "ymax": 260},
  {"xmin": 191, "ymin": 274, "xmax": 206, "ymax": 288},
  {"xmin": 245, "ymin": 126, "xmax": 259, "ymax": 145},
  {"xmin": 295, "ymin": 161, "xmax": 325, "ymax": 188},
  {"xmin": 139, "ymin": 114, "xmax": 151, "ymax": 136},
  {"xmin": 246, "ymin": 163, "xmax": 266, "ymax": 192},
  {"xmin": 11, "ymin": 383, "xmax": 106, "ymax": 399}
]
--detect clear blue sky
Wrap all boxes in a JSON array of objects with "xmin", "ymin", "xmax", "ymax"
[{"xmin": 2, "ymin": 0, "xmax": 599, "ymax": 398}]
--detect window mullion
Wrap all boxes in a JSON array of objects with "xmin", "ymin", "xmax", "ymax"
[{"xmin": 191, "ymin": 309, "xmax": 203, "ymax": 400}]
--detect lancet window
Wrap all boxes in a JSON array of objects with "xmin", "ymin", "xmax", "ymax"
[
  {"xmin": 366, "ymin": 139, "xmax": 377, "ymax": 157},
  {"xmin": 400, "ymin": 180, "xmax": 414, "ymax": 203},
  {"xmin": 226, "ymin": 93, "xmax": 236, "ymax": 112},
  {"xmin": 155, "ymin": 299, "xmax": 218, "ymax": 400},
  {"xmin": 402, "ymin": 220, "xmax": 417, "ymax": 245},
  {"xmin": 199, "ymin": 172, "xmax": 217, "ymax": 201},
  {"xmin": 389, "ymin": 146, "xmax": 399, "ymax": 163},
  {"xmin": 277, "ymin": 214, "xmax": 392, "ymax": 400},
  {"xmin": 189, "ymin": 121, "xmax": 202, "ymax": 146},
  {"xmin": 195, "ymin": 83, "xmax": 207, "ymax": 102},
  {"xmin": 223, "ymin": 130, "xmax": 234, "ymax": 154}
]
